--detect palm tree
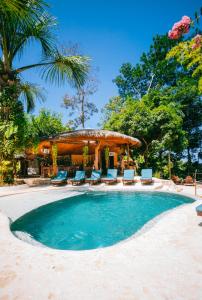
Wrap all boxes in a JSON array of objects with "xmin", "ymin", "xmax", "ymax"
[
  {"xmin": 0, "ymin": 1, "xmax": 89, "ymax": 112},
  {"xmin": 0, "ymin": 0, "xmax": 45, "ymax": 13}
]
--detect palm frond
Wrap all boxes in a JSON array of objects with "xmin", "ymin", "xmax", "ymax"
[
  {"xmin": 0, "ymin": 11, "xmax": 56, "ymax": 66},
  {"xmin": 0, "ymin": 0, "xmax": 48, "ymax": 17},
  {"xmin": 32, "ymin": 12, "xmax": 57, "ymax": 56},
  {"xmin": 41, "ymin": 52, "xmax": 90, "ymax": 87},
  {"xmin": 16, "ymin": 52, "xmax": 90, "ymax": 87},
  {"xmin": 19, "ymin": 82, "xmax": 46, "ymax": 112},
  {"xmin": 0, "ymin": 0, "xmax": 53, "ymax": 69}
]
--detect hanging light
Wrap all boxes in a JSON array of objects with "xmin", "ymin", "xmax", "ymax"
[{"xmin": 42, "ymin": 147, "xmax": 50, "ymax": 154}]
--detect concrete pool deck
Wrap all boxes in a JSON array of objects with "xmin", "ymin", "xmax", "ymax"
[{"xmin": 0, "ymin": 181, "xmax": 202, "ymax": 300}]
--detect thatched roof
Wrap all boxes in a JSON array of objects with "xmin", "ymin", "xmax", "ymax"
[{"xmin": 47, "ymin": 129, "xmax": 141, "ymax": 147}]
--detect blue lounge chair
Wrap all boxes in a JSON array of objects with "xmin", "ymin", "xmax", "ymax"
[
  {"xmin": 141, "ymin": 169, "xmax": 153, "ymax": 184},
  {"xmin": 122, "ymin": 169, "xmax": 135, "ymax": 185},
  {"xmin": 101, "ymin": 169, "xmax": 118, "ymax": 184},
  {"xmin": 51, "ymin": 170, "xmax": 68, "ymax": 185},
  {"xmin": 71, "ymin": 171, "xmax": 85, "ymax": 185},
  {"xmin": 85, "ymin": 170, "xmax": 101, "ymax": 185},
  {"xmin": 196, "ymin": 204, "xmax": 202, "ymax": 216}
]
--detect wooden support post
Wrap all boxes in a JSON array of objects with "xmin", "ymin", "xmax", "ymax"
[
  {"xmin": 51, "ymin": 142, "xmax": 58, "ymax": 176},
  {"xmin": 94, "ymin": 141, "xmax": 101, "ymax": 170},
  {"xmin": 127, "ymin": 144, "xmax": 130, "ymax": 165}
]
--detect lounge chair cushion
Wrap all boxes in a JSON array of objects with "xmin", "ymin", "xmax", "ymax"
[
  {"xmin": 91, "ymin": 170, "xmax": 101, "ymax": 179},
  {"xmin": 72, "ymin": 171, "xmax": 85, "ymax": 181},
  {"xmin": 86, "ymin": 171, "xmax": 101, "ymax": 183},
  {"xmin": 107, "ymin": 169, "xmax": 117, "ymax": 179},
  {"xmin": 51, "ymin": 170, "xmax": 67, "ymax": 182},
  {"xmin": 141, "ymin": 169, "xmax": 153, "ymax": 180},
  {"xmin": 101, "ymin": 169, "xmax": 118, "ymax": 182},
  {"xmin": 196, "ymin": 204, "xmax": 202, "ymax": 216},
  {"xmin": 196, "ymin": 204, "xmax": 202, "ymax": 213},
  {"xmin": 123, "ymin": 169, "xmax": 134, "ymax": 180}
]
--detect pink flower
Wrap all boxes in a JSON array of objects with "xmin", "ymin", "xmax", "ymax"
[
  {"xmin": 168, "ymin": 15, "xmax": 191, "ymax": 39},
  {"xmin": 168, "ymin": 30, "xmax": 181, "ymax": 40},
  {"xmin": 192, "ymin": 34, "xmax": 202, "ymax": 49},
  {"xmin": 181, "ymin": 16, "xmax": 191, "ymax": 25},
  {"xmin": 172, "ymin": 21, "xmax": 181, "ymax": 31},
  {"xmin": 193, "ymin": 34, "xmax": 202, "ymax": 42}
]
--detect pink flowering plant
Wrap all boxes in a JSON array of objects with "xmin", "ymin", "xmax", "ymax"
[
  {"xmin": 192, "ymin": 34, "xmax": 202, "ymax": 49},
  {"xmin": 167, "ymin": 9, "xmax": 202, "ymax": 93},
  {"xmin": 168, "ymin": 16, "xmax": 192, "ymax": 40}
]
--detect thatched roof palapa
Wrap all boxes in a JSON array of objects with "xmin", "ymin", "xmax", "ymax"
[
  {"xmin": 29, "ymin": 129, "xmax": 141, "ymax": 157},
  {"xmin": 47, "ymin": 129, "xmax": 141, "ymax": 147}
]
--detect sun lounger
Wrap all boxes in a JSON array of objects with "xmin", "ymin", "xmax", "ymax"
[
  {"xmin": 70, "ymin": 171, "xmax": 85, "ymax": 185},
  {"xmin": 122, "ymin": 169, "xmax": 135, "ymax": 184},
  {"xmin": 196, "ymin": 204, "xmax": 202, "ymax": 216},
  {"xmin": 140, "ymin": 169, "xmax": 153, "ymax": 184},
  {"xmin": 51, "ymin": 170, "xmax": 68, "ymax": 185},
  {"xmin": 101, "ymin": 169, "xmax": 117, "ymax": 184},
  {"xmin": 85, "ymin": 170, "xmax": 101, "ymax": 185}
]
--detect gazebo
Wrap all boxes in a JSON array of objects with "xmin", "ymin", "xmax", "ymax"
[{"xmin": 25, "ymin": 129, "xmax": 141, "ymax": 177}]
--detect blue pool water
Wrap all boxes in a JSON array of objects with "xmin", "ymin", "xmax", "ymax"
[{"xmin": 11, "ymin": 191, "xmax": 194, "ymax": 250}]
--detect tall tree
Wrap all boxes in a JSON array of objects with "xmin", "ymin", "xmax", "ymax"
[
  {"xmin": 25, "ymin": 108, "xmax": 69, "ymax": 147},
  {"xmin": 114, "ymin": 35, "xmax": 179, "ymax": 99},
  {"xmin": 148, "ymin": 80, "xmax": 202, "ymax": 172},
  {"xmin": 101, "ymin": 96, "xmax": 124, "ymax": 125},
  {"xmin": 62, "ymin": 74, "xmax": 98, "ymax": 128},
  {"xmin": 103, "ymin": 95, "xmax": 187, "ymax": 177},
  {"xmin": 110, "ymin": 31, "xmax": 202, "ymax": 175}
]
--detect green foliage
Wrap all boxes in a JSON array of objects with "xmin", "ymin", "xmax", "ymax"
[
  {"xmin": 83, "ymin": 145, "xmax": 89, "ymax": 167},
  {"xmin": 114, "ymin": 35, "xmax": 179, "ymax": 99},
  {"xmin": 20, "ymin": 83, "xmax": 46, "ymax": 112},
  {"xmin": 0, "ymin": 0, "xmax": 48, "ymax": 20},
  {"xmin": 150, "ymin": 80, "xmax": 202, "ymax": 170},
  {"xmin": 0, "ymin": 122, "xmax": 18, "ymax": 166},
  {"xmin": 25, "ymin": 108, "xmax": 69, "ymax": 147},
  {"xmin": 0, "ymin": 85, "xmax": 28, "ymax": 183},
  {"xmin": 106, "ymin": 31, "xmax": 202, "ymax": 177},
  {"xmin": 167, "ymin": 38, "xmax": 202, "ymax": 93},
  {"xmin": 103, "ymin": 93, "xmax": 187, "ymax": 177},
  {"xmin": 0, "ymin": 85, "xmax": 28, "ymax": 151},
  {"xmin": 101, "ymin": 96, "xmax": 124, "ymax": 125},
  {"xmin": 52, "ymin": 144, "xmax": 58, "ymax": 168},
  {"xmin": 0, "ymin": 160, "xmax": 14, "ymax": 184}
]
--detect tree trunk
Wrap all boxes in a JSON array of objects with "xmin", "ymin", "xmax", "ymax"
[
  {"xmin": 187, "ymin": 146, "xmax": 191, "ymax": 175},
  {"xmin": 142, "ymin": 137, "xmax": 149, "ymax": 167},
  {"xmin": 159, "ymin": 150, "xmax": 163, "ymax": 178},
  {"xmin": 168, "ymin": 150, "xmax": 171, "ymax": 179},
  {"xmin": 81, "ymin": 92, "xmax": 85, "ymax": 129}
]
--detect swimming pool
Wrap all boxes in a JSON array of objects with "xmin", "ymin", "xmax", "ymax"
[{"xmin": 11, "ymin": 191, "xmax": 194, "ymax": 250}]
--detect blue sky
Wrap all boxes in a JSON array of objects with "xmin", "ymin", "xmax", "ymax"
[{"xmin": 19, "ymin": 0, "xmax": 201, "ymax": 128}]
